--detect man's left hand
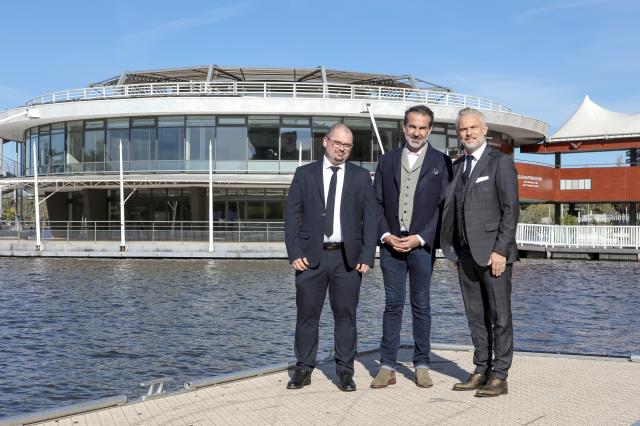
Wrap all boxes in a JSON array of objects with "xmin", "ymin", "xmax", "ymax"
[
  {"xmin": 355, "ymin": 263, "xmax": 370, "ymax": 273},
  {"xmin": 487, "ymin": 251, "xmax": 507, "ymax": 277},
  {"xmin": 396, "ymin": 235, "xmax": 421, "ymax": 252}
]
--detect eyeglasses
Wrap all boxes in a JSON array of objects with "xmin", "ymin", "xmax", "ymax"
[{"xmin": 326, "ymin": 137, "xmax": 353, "ymax": 151}]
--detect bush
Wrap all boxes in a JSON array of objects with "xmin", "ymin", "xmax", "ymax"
[{"xmin": 561, "ymin": 214, "xmax": 578, "ymax": 225}]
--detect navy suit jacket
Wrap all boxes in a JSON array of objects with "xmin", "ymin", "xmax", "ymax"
[
  {"xmin": 284, "ymin": 160, "xmax": 377, "ymax": 269},
  {"xmin": 374, "ymin": 143, "xmax": 452, "ymax": 251}
]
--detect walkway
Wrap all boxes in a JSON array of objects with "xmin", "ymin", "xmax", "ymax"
[{"xmin": 31, "ymin": 347, "xmax": 640, "ymax": 425}]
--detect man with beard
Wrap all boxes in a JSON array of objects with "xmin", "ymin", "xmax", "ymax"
[
  {"xmin": 440, "ymin": 108, "xmax": 519, "ymax": 397},
  {"xmin": 371, "ymin": 105, "xmax": 452, "ymax": 389}
]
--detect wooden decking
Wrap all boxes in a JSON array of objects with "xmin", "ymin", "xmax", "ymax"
[{"xmin": 26, "ymin": 347, "xmax": 640, "ymax": 425}]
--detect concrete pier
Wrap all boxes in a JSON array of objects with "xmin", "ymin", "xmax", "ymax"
[{"xmin": 16, "ymin": 346, "xmax": 640, "ymax": 425}]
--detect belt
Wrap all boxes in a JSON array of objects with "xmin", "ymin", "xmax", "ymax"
[{"xmin": 323, "ymin": 242, "xmax": 343, "ymax": 250}]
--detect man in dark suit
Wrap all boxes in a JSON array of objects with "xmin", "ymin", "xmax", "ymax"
[
  {"xmin": 440, "ymin": 107, "xmax": 519, "ymax": 397},
  {"xmin": 284, "ymin": 123, "xmax": 377, "ymax": 392},
  {"xmin": 370, "ymin": 105, "xmax": 452, "ymax": 389}
]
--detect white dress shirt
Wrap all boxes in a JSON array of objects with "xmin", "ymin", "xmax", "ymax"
[
  {"xmin": 323, "ymin": 156, "xmax": 345, "ymax": 243},
  {"xmin": 464, "ymin": 141, "xmax": 487, "ymax": 176}
]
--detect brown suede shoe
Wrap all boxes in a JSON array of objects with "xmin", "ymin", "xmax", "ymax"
[
  {"xmin": 452, "ymin": 373, "xmax": 488, "ymax": 391},
  {"xmin": 475, "ymin": 378, "xmax": 508, "ymax": 397},
  {"xmin": 415, "ymin": 368, "xmax": 433, "ymax": 388},
  {"xmin": 370, "ymin": 369, "xmax": 396, "ymax": 388}
]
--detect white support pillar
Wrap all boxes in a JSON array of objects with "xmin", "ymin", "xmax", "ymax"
[
  {"xmin": 119, "ymin": 139, "xmax": 126, "ymax": 251},
  {"xmin": 208, "ymin": 139, "xmax": 214, "ymax": 253},
  {"xmin": 32, "ymin": 140, "xmax": 41, "ymax": 251},
  {"xmin": 366, "ymin": 103, "xmax": 385, "ymax": 155}
]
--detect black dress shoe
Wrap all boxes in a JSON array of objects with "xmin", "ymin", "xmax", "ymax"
[
  {"xmin": 338, "ymin": 372, "xmax": 356, "ymax": 392},
  {"xmin": 287, "ymin": 368, "xmax": 311, "ymax": 389}
]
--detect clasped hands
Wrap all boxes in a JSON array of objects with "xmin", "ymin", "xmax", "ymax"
[
  {"xmin": 383, "ymin": 234, "xmax": 421, "ymax": 253},
  {"xmin": 291, "ymin": 257, "xmax": 369, "ymax": 273}
]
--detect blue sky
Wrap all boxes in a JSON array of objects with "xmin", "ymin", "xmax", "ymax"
[{"xmin": 1, "ymin": 0, "xmax": 638, "ymax": 165}]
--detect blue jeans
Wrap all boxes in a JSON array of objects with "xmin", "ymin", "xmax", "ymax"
[{"xmin": 379, "ymin": 245, "xmax": 433, "ymax": 367}]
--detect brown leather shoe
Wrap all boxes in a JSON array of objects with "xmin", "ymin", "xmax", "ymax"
[
  {"xmin": 415, "ymin": 368, "xmax": 433, "ymax": 388},
  {"xmin": 475, "ymin": 378, "xmax": 508, "ymax": 397},
  {"xmin": 370, "ymin": 369, "xmax": 396, "ymax": 388},
  {"xmin": 452, "ymin": 372, "xmax": 488, "ymax": 391}
]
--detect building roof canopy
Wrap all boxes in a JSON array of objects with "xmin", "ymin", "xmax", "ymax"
[
  {"xmin": 549, "ymin": 95, "xmax": 640, "ymax": 142},
  {"xmin": 91, "ymin": 65, "xmax": 451, "ymax": 91}
]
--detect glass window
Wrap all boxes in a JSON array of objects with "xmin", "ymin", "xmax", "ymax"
[
  {"xmin": 107, "ymin": 118, "xmax": 129, "ymax": 129},
  {"xmin": 131, "ymin": 128, "xmax": 155, "ymax": 170},
  {"xmin": 66, "ymin": 121, "xmax": 83, "ymax": 172},
  {"xmin": 312, "ymin": 117, "xmax": 340, "ymax": 160},
  {"xmin": 282, "ymin": 116, "xmax": 310, "ymax": 126},
  {"xmin": 429, "ymin": 133, "xmax": 447, "ymax": 153},
  {"xmin": 265, "ymin": 201, "xmax": 284, "ymax": 220},
  {"xmin": 158, "ymin": 116, "xmax": 185, "ymax": 127},
  {"xmin": 218, "ymin": 116, "xmax": 246, "ymax": 126},
  {"xmin": 344, "ymin": 119, "xmax": 372, "ymax": 165},
  {"xmin": 132, "ymin": 117, "xmax": 156, "ymax": 127},
  {"xmin": 186, "ymin": 115, "xmax": 215, "ymax": 126},
  {"xmin": 249, "ymin": 127, "xmax": 279, "ymax": 160},
  {"xmin": 106, "ymin": 128, "xmax": 130, "ymax": 171},
  {"xmin": 27, "ymin": 131, "xmax": 36, "ymax": 175},
  {"xmin": 84, "ymin": 129, "xmax": 105, "ymax": 171},
  {"xmin": 375, "ymin": 120, "xmax": 400, "ymax": 161},
  {"xmin": 186, "ymin": 126, "xmax": 214, "ymax": 170},
  {"xmin": 246, "ymin": 201, "xmax": 264, "ymax": 220},
  {"xmin": 312, "ymin": 116, "xmax": 340, "ymax": 128},
  {"xmin": 157, "ymin": 127, "xmax": 185, "ymax": 170},
  {"xmin": 85, "ymin": 120, "xmax": 104, "ymax": 130},
  {"xmin": 50, "ymin": 127, "xmax": 65, "ymax": 172},
  {"xmin": 37, "ymin": 129, "xmax": 49, "ymax": 174},
  {"xmin": 280, "ymin": 128, "xmax": 311, "ymax": 161},
  {"xmin": 215, "ymin": 126, "xmax": 248, "ymax": 170},
  {"xmin": 248, "ymin": 116, "xmax": 279, "ymax": 126}
]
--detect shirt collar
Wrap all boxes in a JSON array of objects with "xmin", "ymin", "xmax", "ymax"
[
  {"xmin": 323, "ymin": 156, "xmax": 346, "ymax": 170},
  {"xmin": 465, "ymin": 141, "xmax": 487, "ymax": 162}
]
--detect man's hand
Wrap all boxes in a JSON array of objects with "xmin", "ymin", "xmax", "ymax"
[
  {"xmin": 382, "ymin": 234, "xmax": 404, "ymax": 251},
  {"xmin": 398, "ymin": 235, "xmax": 421, "ymax": 251},
  {"xmin": 355, "ymin": 263, "xmax": 370, "ymax": 273},
  {"xmin": 292, "ymin": 257, "xmax": 309, "ymax": 271},
  {"xmin": 487, "ymin": 251, "xmax": 506, "ymax": 277}
]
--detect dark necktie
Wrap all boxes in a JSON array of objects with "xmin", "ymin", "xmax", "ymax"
[
  {"xmin": 461, "ymin": 155, "xmax": 473, "ymax": 185},
  {"xmin": 324, "ymin": 166, "xmax": 340, "ymax": 237}
]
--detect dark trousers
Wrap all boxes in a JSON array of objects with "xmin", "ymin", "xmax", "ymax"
[
  {"xmin": 457, "ymin": 248, "xmax": 513, "ymax": 380},
  {"xmin": 294, "ymin": 248, "xmax": 361, "ymax": 376},
  {"xmin": 379, "ymin": 245, "xmax": 433, "ymax": 367}
]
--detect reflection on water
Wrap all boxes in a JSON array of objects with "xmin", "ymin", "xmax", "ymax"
[{"xmin": 0, "ymin": 258, "xmax": 638, "ymax": 417}]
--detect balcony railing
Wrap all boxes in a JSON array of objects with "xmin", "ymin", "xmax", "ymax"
[
  {"xmin": 2, "ymin": 222, "xmax": 639, "ymax": 249},
  {"xmin": 517, "ymin": 223, "xmax": 640, "ymax": 249},
  {"xmin": 25, "ymin": 82, "xmax": 511, "ymax": 113}
]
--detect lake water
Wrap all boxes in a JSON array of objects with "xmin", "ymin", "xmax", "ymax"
[{"xmin": 0, "ymin": 258, "xmax": 638, "ymax": 417}]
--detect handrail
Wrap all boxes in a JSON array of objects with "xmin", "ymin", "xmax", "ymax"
[
  {"xmin": 3, "ymin": 222, "xmax": 639, "ymax": 249},
  {"xmin": 24, "ymin": 81, "xmax": 512, "ymax": 113}
]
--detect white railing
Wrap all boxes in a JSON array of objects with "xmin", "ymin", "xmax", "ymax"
[
  {"xmin": 517, "ymin": 223, "xmax": 640, "ymax": 249},
  {"xmin": 25, "ymin": 81, "xmax": 511, "ymax": 113}
]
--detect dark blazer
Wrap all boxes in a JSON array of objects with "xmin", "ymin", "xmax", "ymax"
[
  {"xmin": 284, "ymin": 160, "xmax": 377, "ymax": 269},
  {"xmin": 440, "ymin": 146, "xmax": 519, "ymax": 265},
  {"xmin": 374, "ymin": 144, "xmax": 452, "ymax": 251}
]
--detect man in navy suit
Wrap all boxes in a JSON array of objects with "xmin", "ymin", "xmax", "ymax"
[
  {"xmin": 284, "ymin": 123, "xmax": 377, "ymax": 392},
  {"xmin": 371, "ymin": 105, "xmax": 452, "ymax": 389}
]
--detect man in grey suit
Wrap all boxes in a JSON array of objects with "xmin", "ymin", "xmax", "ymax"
[{"xmin": 440, "ymin": 108, "xmax": 519, "ymax": 397}]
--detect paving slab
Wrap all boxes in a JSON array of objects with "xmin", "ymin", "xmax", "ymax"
[{"xmin": 32, "ymin": 348, "xmax": 640, "ymax": 425}]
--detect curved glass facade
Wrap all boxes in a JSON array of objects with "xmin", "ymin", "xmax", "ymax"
[{"xmin": 21, "ymin": 114, "xmax": 511, "ymax": 176}]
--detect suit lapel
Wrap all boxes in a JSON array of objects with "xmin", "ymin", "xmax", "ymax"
[
  {"xmin": 463, "ymin": 147, "xmax": 492, "ymax": 202},
  {"xmin": 313, "ymin": 160, "xmax": 325, "ymax": 206},
  {"xmin": 340, "ymin": 162, "xmax": 351, "ymax": 206},
  {"xmin": 418, "ymin": 144, "xmax": 437, "ymax": 181},
  {"xmin": 391, "ymin": 148, "xmax": 402, "ymax": 191}
]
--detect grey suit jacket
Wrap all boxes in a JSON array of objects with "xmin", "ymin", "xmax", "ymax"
[{"xmin": 440, "ymin": 146, "xmax": 519, "ymax": 266}]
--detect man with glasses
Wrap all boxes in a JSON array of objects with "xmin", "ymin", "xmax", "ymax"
[
  {"xmin": 285, "ymin": 123, "xmax": 377, "ymax": 392},
  {"xmin": 371, "ymin": 105, "xmax": 452, "ymax": 389}
]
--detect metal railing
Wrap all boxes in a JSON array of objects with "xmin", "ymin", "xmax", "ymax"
[
  {"xmin": 0, "ymin": 221, "xmax": 284, "ymax": 243},
  {"xmin": 25, "ymin": 81, "xmax": 511, "ymax": 113},
  {"xmin": 517, "ymin": 223, "xmax": 640, "ymax": 249},
  {"xmin": 3, "ymin": 221, "xmax": 639, "ymax": 249}
]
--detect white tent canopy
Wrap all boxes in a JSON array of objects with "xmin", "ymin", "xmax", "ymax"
[{"xmin": 549, "ymin": 96, "xmax": 640, "ymax": 142}]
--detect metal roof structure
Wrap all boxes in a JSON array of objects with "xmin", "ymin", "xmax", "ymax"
[
  {"xmin": 549, "ymin": 95, "xmax": 640, "ymax": 142},
  {"xmin": 91, "ymin": 65, "xmax": 451, "ymax": 91}
]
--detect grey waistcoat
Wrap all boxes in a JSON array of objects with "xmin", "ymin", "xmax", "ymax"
[{"xmin": 399, "ymin": 146, "xmax": 428, "ymax": 231}]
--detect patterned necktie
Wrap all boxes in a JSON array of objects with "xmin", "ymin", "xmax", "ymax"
[
  {"xmin": 324, "ymin": 166, "xmax": 340, "ymax": 237},
  {"xmin": 461, "ymin": 155, "xmax": 473, "ymax": 185}
]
